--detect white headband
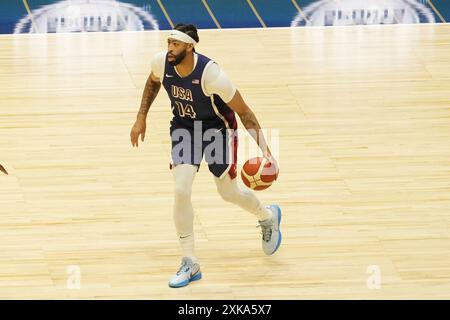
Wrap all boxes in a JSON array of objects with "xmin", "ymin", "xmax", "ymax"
[{"xmin": 168, "ymin": 29, "xmax": 197, "ymax": 45}]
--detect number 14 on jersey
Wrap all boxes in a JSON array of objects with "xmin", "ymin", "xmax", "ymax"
[{"xmin": 174, "ymin": 101, "xmax": 197, "ymax": 119}]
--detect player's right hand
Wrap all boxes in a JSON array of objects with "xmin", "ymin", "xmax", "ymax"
[{"xmin": 130, "ymin": 117, "xmax": 147, "ymax": 147}]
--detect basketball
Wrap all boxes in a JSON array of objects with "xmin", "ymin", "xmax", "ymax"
[{"xmin": 241, "ymin": 157, "xmax": 279, "ymax": 191}]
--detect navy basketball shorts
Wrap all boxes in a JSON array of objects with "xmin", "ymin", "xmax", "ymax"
[{"xmin": 170, "ymin": 121, "xmax": 238, "ymax": 179}]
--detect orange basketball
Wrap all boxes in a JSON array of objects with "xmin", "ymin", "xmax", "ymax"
[{"xmin": 241, "ymin": 157, "xmax": 279, "ymax": 191}]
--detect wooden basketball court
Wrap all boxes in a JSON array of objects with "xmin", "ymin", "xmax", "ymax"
[{"xmin": 0, "ymin": 24, "xmax": 449, "ymax": 299}]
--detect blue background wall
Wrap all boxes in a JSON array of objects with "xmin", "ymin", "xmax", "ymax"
[{"xmin": 0, "ymin": 0, "xmax": 448, "ymax": 34}]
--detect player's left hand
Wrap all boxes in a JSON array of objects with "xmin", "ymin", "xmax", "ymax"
[{"xmin": 264, "ymin": 152, "xmax": 279, "ymax": 180}]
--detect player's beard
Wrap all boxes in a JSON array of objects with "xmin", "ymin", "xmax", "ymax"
[{"xmin": 168, "ymin": 49, "xmax": 187, "ymax": 66}]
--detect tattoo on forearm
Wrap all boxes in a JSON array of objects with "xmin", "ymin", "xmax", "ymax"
[
  {"xmin": 240, "ymin": 110, "xmax": 260, "ymax": 130},
  {"xmin": 240, "ymin": 110, "xmax": 270, "ymax": 155},
  {"xmin": 138, "ymin": 76, "xmax": 161, "ymax": 116}
]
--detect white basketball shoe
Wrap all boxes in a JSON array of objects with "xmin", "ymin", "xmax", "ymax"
[
  {"xmin": 168, "ymin": 257, "xmax": 202, "ymax": 288},
  {"xmin": 258, "ymin": 204, "xmax": 282, "ymax": 255}
]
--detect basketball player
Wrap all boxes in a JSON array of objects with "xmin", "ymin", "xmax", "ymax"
[{"xmin": 130, "ymin": 24, "xmax": 282, "ymax": 288}]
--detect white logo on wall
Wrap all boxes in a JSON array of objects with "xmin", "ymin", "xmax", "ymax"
[
  {"xmin": 291, "ymin": 0, "xmax": 435, "ymax": 27},
  {"xmin": 14, "ymin": 0, "xmax": 159, "ymax": 34}
]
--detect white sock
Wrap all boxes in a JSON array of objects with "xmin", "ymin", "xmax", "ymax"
[{"xmin": 179, "ymin": 234, "xmax": 197, "ymax": 263}]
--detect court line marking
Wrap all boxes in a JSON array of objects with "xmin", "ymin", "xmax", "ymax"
[
  {"xmin": 22, "ymin": 0, "xmax": 39, "ymax": 33},
  {"xmin": 427, "ymin": 0, "xmax": 446, "ymax": 23},
  {"xmin": 201, "ymin": 0, "xmax": 222, "ymax": 29},
  {"xmin": 291, "ymin": 0, "xmax": 310, "ymax": 24},
  {"xmin": 156, "ymin": 0, "xmax": 174, "ymax": 29},
  {"xmin": 246, "ymin": 0, "xmax": 267, "ymax": 28}
]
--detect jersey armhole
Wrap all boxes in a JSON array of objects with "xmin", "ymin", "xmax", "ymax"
[{"xmin": 161, "ymin": 56, "xmax": 166, "ymax": 81}]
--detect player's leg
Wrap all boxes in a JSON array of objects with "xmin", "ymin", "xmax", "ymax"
[
  {"xmin": 214, "ymin": 174, "xmax": 282, "ymax": 255},
  {"xmin": 172, "ymin": 164, "xmax": 197, "ymax": 260},
  {"xmin": 216, "ymin": 176, "xmax": 283, "ymax": 256},
  {"xmin": 206, "ymin": 128, "xmax": 282, "ymax": 255},
  {"xmin": 169, "ymin": 164, "xmax": 202, "ymax": 288},
  {"xmin": 206, "ymin": 127, "xmax": 271, "ymax": 221},
  {"xmin": 169, "ymin": 123, "xmax": 203, "ymax": 288},
  {"xmin": 214, "ymin": 173, "xmax": 271, "ymax": 221}
]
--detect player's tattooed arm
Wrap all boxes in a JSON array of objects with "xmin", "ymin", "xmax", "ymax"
[
  {"xmin": 239, "ymin": 109, "xmax": 260, "ymax": 128},
  {"xmin": 227, "ymin": 90, "xmax": 272, "ymax": 158},
  {"xmin": 131, "ymin": 72, "xmax": 160, "ymax": 147},
  {"xmin": 239, "ymin": 110, "xmax": 271, "ymax": 157},
  {"xmin": 138, "ymin": 72, "xmax": 161, "ymax": 117}
]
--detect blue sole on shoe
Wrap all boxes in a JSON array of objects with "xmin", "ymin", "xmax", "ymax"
[
  {"xmin": 272, "ymin": 205, "xmax": 282, "ymax": 254},
  {"xmin": 169, "ymin": 272, "xmax": 202, "ymax": 288},
  {"xmin": 191, "ymin": 272, "xmax": 202, "ymax": 282}
]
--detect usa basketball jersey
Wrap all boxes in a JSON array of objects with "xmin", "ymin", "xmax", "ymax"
[{"xmin": 162, "ymin": 53, "xmax": 237, "ymax": 131}]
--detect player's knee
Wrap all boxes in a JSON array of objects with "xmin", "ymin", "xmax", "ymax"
[{"xmin": 174, "ymin": 185, "xmax": 191, "ymax": 202}]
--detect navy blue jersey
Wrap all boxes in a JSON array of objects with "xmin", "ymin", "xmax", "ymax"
[{"xmin": 162, "ymin": 53, "xmax": 237, "ymax": 131}]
